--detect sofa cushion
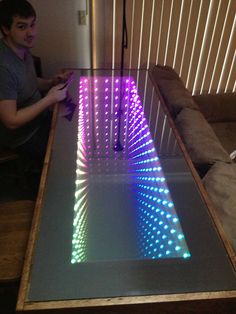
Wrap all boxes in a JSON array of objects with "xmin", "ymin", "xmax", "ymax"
[
  {"xmin": 203, "ymin": 161, "xmax": 236, "ymax": 251},
  {"xmin": 157, "ymin": 80, "xmax": 199, "ymax": 117},
  {"xmin": 151, "ymin": 65, "xmax": 199, "ymax": 117},
  {"xmin": 210, "ymin": 122, "xmax": 236, "ymax": 155},
  {"xmin": 193, "ymin": 93, "xmax": 236, "ymax": 122},
  {"xmin": 175, "ymin": 108, "xmax": 232, "ymax": 166}
]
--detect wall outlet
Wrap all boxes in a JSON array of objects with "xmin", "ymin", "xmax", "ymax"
[{"xmin": 78, "ymin": 10, "xmax": 87, "ymax": 25}]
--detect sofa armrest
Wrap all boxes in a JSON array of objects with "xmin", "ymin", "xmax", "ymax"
[
  {"xmin": 151, "ymin": 65, "xmax": 199, "ymax": 117},
  {"xmin": 193, "ymin": 93, "xmax": 236, "ymax": 123}
]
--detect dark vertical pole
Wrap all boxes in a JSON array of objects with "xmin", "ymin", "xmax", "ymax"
[
  {"xmin": 120, "ymin": 0, "xmax": 127, "ymax": 77},
  {"xmin": 114, "ymin": 0, "xmax": 127, "ymax": 152}
]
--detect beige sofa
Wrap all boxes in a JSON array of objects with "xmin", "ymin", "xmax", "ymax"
[{"xmin": 150, "ymin": 65, "xmax": 236, "ymax": 255}]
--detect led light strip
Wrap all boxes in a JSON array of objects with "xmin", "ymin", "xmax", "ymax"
[{"xmin": 127, "ymin": 84, "xmax": 190, "ymax": 259}]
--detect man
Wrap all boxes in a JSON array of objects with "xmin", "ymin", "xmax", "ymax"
[{"xmin": 0, "ymin": 0, "xmax": 71, "ymax": 167}]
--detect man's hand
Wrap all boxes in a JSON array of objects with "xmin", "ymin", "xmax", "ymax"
[
  {"xmin": 47, "ymin": 84, "xmax": 68, "ymax": 103},
  {"xmin": 51, "ymin": 70, "xmax": 74, "ymax": 86},
  {"xmin": 37, "ymin": 71, "xmax": 74, "ymax": 92}
]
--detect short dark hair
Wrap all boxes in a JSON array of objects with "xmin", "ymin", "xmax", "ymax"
[{"xmin": 0, "ymin": 0, "xmax": 36, "ymax": 36}]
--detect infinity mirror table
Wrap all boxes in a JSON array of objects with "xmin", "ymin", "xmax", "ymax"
[{"xmin": 17, "ymin": 69, "xmax": 236, "ymax": 313}]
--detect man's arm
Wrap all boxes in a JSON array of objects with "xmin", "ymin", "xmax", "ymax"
[
  {"xmin": 37, "ymin": 77, "xmax": 53, "ymax": 92},
  {"xmin": 0, "ymin": 84, "xmax": 67, "ymax": 129}
]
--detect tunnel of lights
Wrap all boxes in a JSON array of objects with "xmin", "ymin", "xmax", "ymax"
[{"xmin": 71, "ymin": 76, "xmax": 190, "ymax": 263}]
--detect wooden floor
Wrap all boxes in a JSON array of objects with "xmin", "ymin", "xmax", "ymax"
[
  {"xmin": 0, "ymin": 159, "xmax": 39, "ymax": 203},
  {"xmin": 0, "ymin": 160, "xmax": 37, "ymax": 313},
  {"xmin": 0, "ymin": 282, "xmax": 19, "ymax": 314}
]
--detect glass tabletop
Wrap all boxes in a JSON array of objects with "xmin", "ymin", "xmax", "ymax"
[{"xmin": 27, "ymin": 69, "xmax": 236, "ymax": 302}]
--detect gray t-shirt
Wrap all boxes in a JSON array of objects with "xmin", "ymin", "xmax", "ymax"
[{"xmin": 0, "ymin": 39, "xmax": 43, "ymax": 148}]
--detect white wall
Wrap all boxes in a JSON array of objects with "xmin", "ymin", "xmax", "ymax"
[{"xmin": 30, "ymin": 0, "xmax": 91, "ymax": 77}]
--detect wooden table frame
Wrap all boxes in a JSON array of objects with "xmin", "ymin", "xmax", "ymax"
[{"xmin": 16, "ymin": 77, "xmax": 236, "ymax": 313}]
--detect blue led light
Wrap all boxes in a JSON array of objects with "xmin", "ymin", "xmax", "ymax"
[{"xmin": 128, "ymin": 100, "xmax": 191, "ymax": 259}]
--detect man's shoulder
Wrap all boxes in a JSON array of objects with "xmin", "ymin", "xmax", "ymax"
[
  {"xmin": 0, "ymin": 39, "xmax": 9, "ymax": 56},
  {"xmin": 0, "ymin": 39, "xmax": 22, "ymax": 68},
  {"xmin": 0, "ymin": 40, "xmax": 12, "ymax": 67},
  {"xmin": 0, "ymin": 41, "xmax": 19, "ymax": 88}
]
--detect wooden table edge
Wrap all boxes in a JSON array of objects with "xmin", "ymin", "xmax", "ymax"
[
  {"xmin": 16, "ymin": 103, "xmax": 59, "ymax": 311},
  {"xmin": 18, "ymin": 291, "xmax": 236, "ymax": 311}
]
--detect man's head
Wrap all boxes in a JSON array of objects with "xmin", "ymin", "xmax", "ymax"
[
  {"xmin": 0, "ymin": 0, "xmax": 37, "ymax": 53},
  {"xmin": 0, "ymin": 0, "xmax": 36, "ymax": 37}
]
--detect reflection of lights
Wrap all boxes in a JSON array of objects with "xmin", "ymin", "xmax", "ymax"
[
  {"xmin": 128, "ymin": 81, "xmax": 190, "ymax": 260},
  {"xmin": 71, "ymin": 79, "xmax": 89, "ymax": 263},
  {"xmin": 71, "ymin": 76, "xmax": 190, "ymax": 264}
]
